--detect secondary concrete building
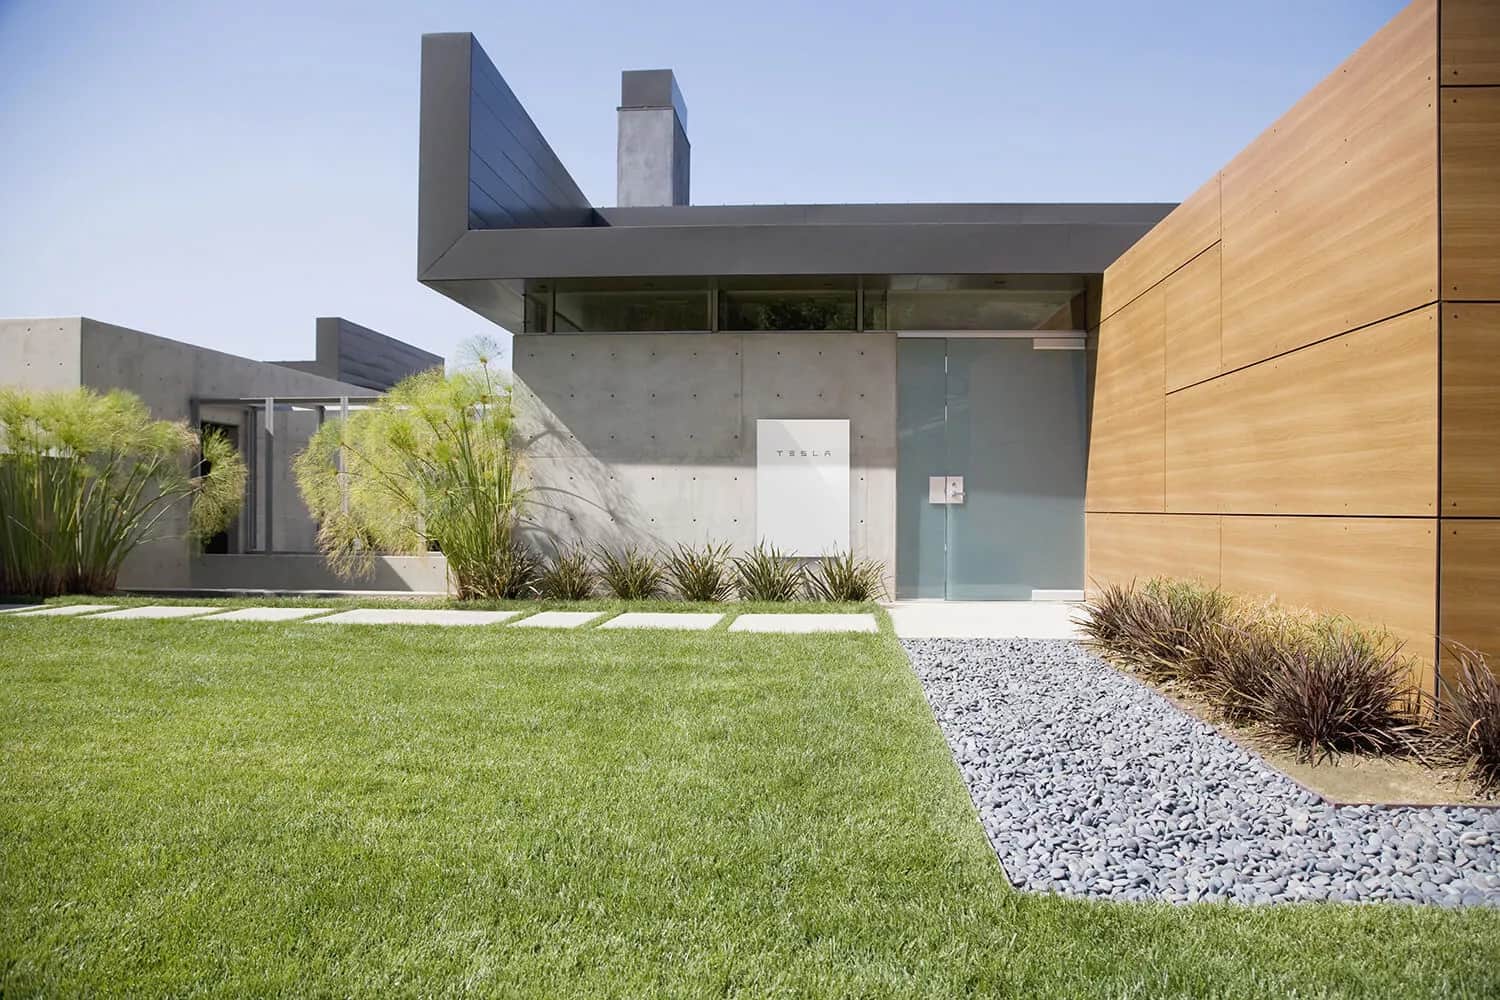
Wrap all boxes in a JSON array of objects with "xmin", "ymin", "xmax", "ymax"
[
  {"xmin": 417, "ymin": 0, "xmax": 1499, "ymax": 692},
  {"xmin": 0, "ymin": 316, "xmax": 446, "ymax": 593}
]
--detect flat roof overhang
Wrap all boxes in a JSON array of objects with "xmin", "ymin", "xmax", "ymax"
[{"xmin": 417, "ymin": 33, "xmax": 1175, "ymax": 331}]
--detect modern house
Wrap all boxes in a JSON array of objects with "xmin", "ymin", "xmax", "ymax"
[
  {"xmin": 0, "ymin": 316, "xmax": 446, "ymax": 592},
  {"xmin": 417, "ymin": 0, "xmax": 1499, "ymax": 693}
]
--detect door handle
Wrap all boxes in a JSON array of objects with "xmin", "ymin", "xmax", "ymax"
[{"xmin": 947, "ymin": 475, "xmax": 964, "ymax": 504}]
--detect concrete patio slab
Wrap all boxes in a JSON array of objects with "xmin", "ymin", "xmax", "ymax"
[
  {"xmin": 509, "ymin": 611, "xmax": 603, "ymax": 629},
  {"xmin": 197, "ymin": 607, "xmax": 335, "ymax": 623},
  {"xmin": 886, "ymin": 601, "xmax": 1083, "ymax": 640},
  {"xmin": 598, "ymin": 612, "xmax": 724, "ymax": 631},
  {"xmin": 89, "ymin": 605, "xmax": 222, "ymax": 620},
  {"xmin": 308, "ymin": 608, "xmax": 520, "ymax": 627},
  {"xmin": 729, "ymin": 613, "xmax": 878, "ymax": 634},
  {"xmin": 9, "ymin": 604, "xmax": 119, "ymax": 617}
]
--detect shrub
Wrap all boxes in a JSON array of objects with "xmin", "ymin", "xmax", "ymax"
[
  {"xmin": 594, "ymin": 545, "xmax": 666, "ymax": 600},
  {"xmin": 485, "ymin": 537, "xmax": 542, "ymax": 599},
  {"xmin": 806, "ymin": 550, "xmax": 886, "ymax": 602},
  {"xmin": 1078, "ymin": 578, "xmax": 1233, "ymax": 686},
  {"xmin": 1199, "ymin": 615, "xmax": 1289, "ymax": 725},
  {"xmin": 1431, "ymin": 645, "xmax": 1500, "ymax": 796},
  {"xmin": 734, "ymin": 542, "xmax": 805, "ymax": 601},
  {"xmin": 294, "ymin": 338, "xmax": 528, "ymax": 600},
  {"xmin": 0, "ymin": 387, "xmax": 245, "ymax": 596},
  {"xmin": 537, "ymin": 546, "xmax": 595, "ymax": 600},
  {"xmin": 1249, "ymin": 618, "xmax": 1422, "ymax": 763},
  {"xmin": 663, "ymin": 541, "xmax": 734, "ymax": 602}
]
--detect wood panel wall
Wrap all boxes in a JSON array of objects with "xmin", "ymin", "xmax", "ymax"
[
  {"xmin": 1083, "ymin": 0, "xmax": 1494, "ymax": 692},
  {"xmin": 1436, "ymin": 0, "xmax": 1500, "ymax": 684}
]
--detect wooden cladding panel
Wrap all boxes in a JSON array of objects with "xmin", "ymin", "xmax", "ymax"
[
  {"xmin": 1220, "ymin": 515, "xmax": 1438, "ymax": 674},
  {"xmin": 1439, "ymin": 519, "xmax": 1500, "ymax": 686},
  {"xmin": 1219, "ymin": 0, "xmax": 1438, "ymax": 371},
  {"xmin": 1440, "ymin": 87, "xmax": 1500, "ymax": 299},
  {"xmin": 1085, "ymin": 287, "xmax": 1164, "ymax": 512},
  {"xmin": 1099, "ymin": 175, "xmax": 1220, "ymax": 323},
  {"xmin": 1442, "ymin": 304, "xmax": 1500, "ymax": 515},
  {"xmin": 1441, "ymin": 0, "xmax": 1500, "ymax": 85},
  {"xmin": 1084, "ymin": 513, "xmax": 1220, "ymax": 592},
  {"xmin": 1163, "ymin": 244, "xmax": 1222, "ymax": 391},
  {"xmin": 1165, "ymin": 307, "xmax": 1438, "ymax": 515}
]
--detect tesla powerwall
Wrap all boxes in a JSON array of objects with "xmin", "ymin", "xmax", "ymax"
[{"xmin": 755, "ymin": 419, "xmax": 850, "ymax": 556}]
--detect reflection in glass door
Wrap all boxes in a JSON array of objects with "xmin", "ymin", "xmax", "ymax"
[{"xmin": 896, "ymin": 337, "xmax": 1087, "ymax": 599}]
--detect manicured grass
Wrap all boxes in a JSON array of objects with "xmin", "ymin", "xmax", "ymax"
[{"xmin": 1, "ymin": 615, "xmax": 1497, "ymax": 997}]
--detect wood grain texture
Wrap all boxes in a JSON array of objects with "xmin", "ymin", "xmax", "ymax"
[
  {"xmin": 1221, "ymin": 515, "xmax": 1438, "ymax": 676},
  {"xmin": 1099, "ymin": 175, "xmax": 1220, "ymax": 323},
  {"xmin": 1441, "ymin": 87, "xmax": 1500, "ymax": 299},
  {"xmin": 1220, "ymin": 0, "xmax": 1438, "ymax": 371},
  {"xmin": 1441, "ymin": 0, "xmax": 1500, "ymax": 85},
  {"xmin": 1442, "ymin": 304, "xmax": 1500, "ymax": 515},
  {"xmin": 1085, "ymin": 286, "xmax": 1164, "ymax": 512},
  {"xmin": 1084, "ymin": 513, "xmax": 1220, "ymax": 593},
  {"xmin": 1165, "ymin": 306, "xmax": 1438, "ymax": 515},
  {"xmin": 1439, "ymin": 519, "xmax": 1500, "ymax": 687},
  {"xmin": 1163, "ymin": 244, "xmax": 1222, "ymax": 392}
]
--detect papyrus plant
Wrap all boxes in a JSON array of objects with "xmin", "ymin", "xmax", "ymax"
[
  {"xmin": 293, "ymin": 342, "xmax": 531, "ymax": 599},
  {"xmin": 0, "ymin": 387, "xmax": 245, "ymax": 596}
]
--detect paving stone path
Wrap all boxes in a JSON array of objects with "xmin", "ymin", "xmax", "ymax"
[
  {"xmin": 600, "ymin": 612, "xmax": 723, "ymax": 630},
  {"xmin": 907, "ymin": 637, "xmax": 1500, "ymax": 907},
  {"xmin": 2, "ymin": 605, "xmax": 875, "ymax": 634},
  {"xmin": 729, "ymin": 613, "xmax": 878, "ymax": 633},
  {"xmin": 511, "ymin": 611, "xmax": 604, "ymax": 629}
]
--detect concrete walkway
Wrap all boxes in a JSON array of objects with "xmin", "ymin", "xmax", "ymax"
[{"xmin": 885, "ymin": 601, "xmax": 1084, "ymax": 640}]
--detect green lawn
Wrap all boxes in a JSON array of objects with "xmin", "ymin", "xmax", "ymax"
[{"xmin": 1, "ymin": 612, "xmax": 1497, "ymax": 997}]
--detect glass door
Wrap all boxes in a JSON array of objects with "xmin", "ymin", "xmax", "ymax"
[{"xmin": 896, "ymin": 338, "xmax": 1087, "ymax": 599}]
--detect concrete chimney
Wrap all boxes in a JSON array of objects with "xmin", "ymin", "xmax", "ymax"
[{"xmin": 617, "ymin": 69, "xmax": 690, "ymax": 207}]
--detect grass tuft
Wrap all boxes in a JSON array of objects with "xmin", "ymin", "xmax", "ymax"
[
  {"xmin": 593, "ymin": 544, "xmax": 666, "ymax": 600},
  {"xmin": 537, "ymin": 546, "xmax": 596, "ymax": 600},
  {"xmin": 806, "ymin": 550, "xmax": 887, "ymax": 602},
  {"xmin": 733, "ymin": 542, "xmax": 805, "ymax": 601},
  {"xmin": 662, "ymin": 541, "xmax": 734, "ymax": 602},
  {"xmin": 1432, "ymin": 645, "xmax": 1500, "ymax": 796}
]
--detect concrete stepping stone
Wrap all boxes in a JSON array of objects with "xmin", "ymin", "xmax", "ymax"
[
  {"xmin": 308, "ymin": 608, "xmax": 519, "ymax": 627},
  {"xmin": 729, "ymin": 613, "xmax": 878, "ymax": 634},
  {"xmin": 90, "ymin": 605, "xmax": 222, "ymax": 620},
  {"xmin": 10, "ymin": 604, "xmax": 118, "ymax": 617},
  {"xmin": 599, "ymin": 612, "xmax": 723, "ymax": 631},
  {"xmin": 196, "ymin": 607, "xmax": 334, "ymax": 622},
  {"xmin": 509, "ymin": 611, "xmax": 603, "ymax": 629}
]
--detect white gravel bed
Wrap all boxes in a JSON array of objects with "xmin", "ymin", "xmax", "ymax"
[{"xmin": 906, "ymin": 638, "xmax": 1500, "ymax": 906}]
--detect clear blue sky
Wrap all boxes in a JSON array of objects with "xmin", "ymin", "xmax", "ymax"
[{"xmin": 0, "ymin": 0, "xmax": 1408, "ymax": 367}]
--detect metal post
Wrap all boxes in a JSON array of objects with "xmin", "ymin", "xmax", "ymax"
[
  {"xmin": 263, "ymin": 397, "xmax": 274, "ymax": 552},
  {"xmin": 339, "ymin": 396, "xmax": 350, "ymax": 514}
]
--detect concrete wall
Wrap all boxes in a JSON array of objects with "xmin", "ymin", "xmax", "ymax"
[
  {"xmin": 513, "ymin": 332, "xmax": 897, "ymax": 588},
  {"xmin": 1, "ymin": 317, "xmax": 379, "ymax": 591},
  {"xmin": 272, "ymin": 317, "xmax": 443, "ymax": 391},
  {"xmin": 188, "ymin": 553, "xmax": 449, "ymax": 594}
]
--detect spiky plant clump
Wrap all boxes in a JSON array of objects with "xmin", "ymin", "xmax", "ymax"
[
  {"xmin": 594, "ymin": 545, "xmax": 666, "ymax": 600},
  {"xmin": 1078, "ymin": 578, "xmax": 1234, "ymax": 687},
  {"xmin": 1200, "ymin": 615, "xmax": 1292, "ymax": 725},
  {"xmin": 806, "ymin": 550, "xmax": 886, "ymax": 602},
  {"xmin": 1249, "ymin": 618, "xmax": 1423, "ymax": 764},
  {"xmin": 1430, "ymin": 645, "xmax": 1500, "ymax": 796},
  {"xmin": 482, "ymin": 537, "xmax": 542, "ymax": 599},
  {"xmin": 538, "ymin": 546, "xmax": 596, "ymax": 600},
  {"xmin": 663, "ymin": 541, "xmax": 734, "ymax": 602},
  {"xmin": 733, "ymin": 542, "xmax": 805, "ymax": 602},
  {"xmin": 294, "ymin": 338, "xmax": 530, "ymax": 600},
  {"xmin": 0, "ymin": 387, "xmax": 245, "ymax": 596}
]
